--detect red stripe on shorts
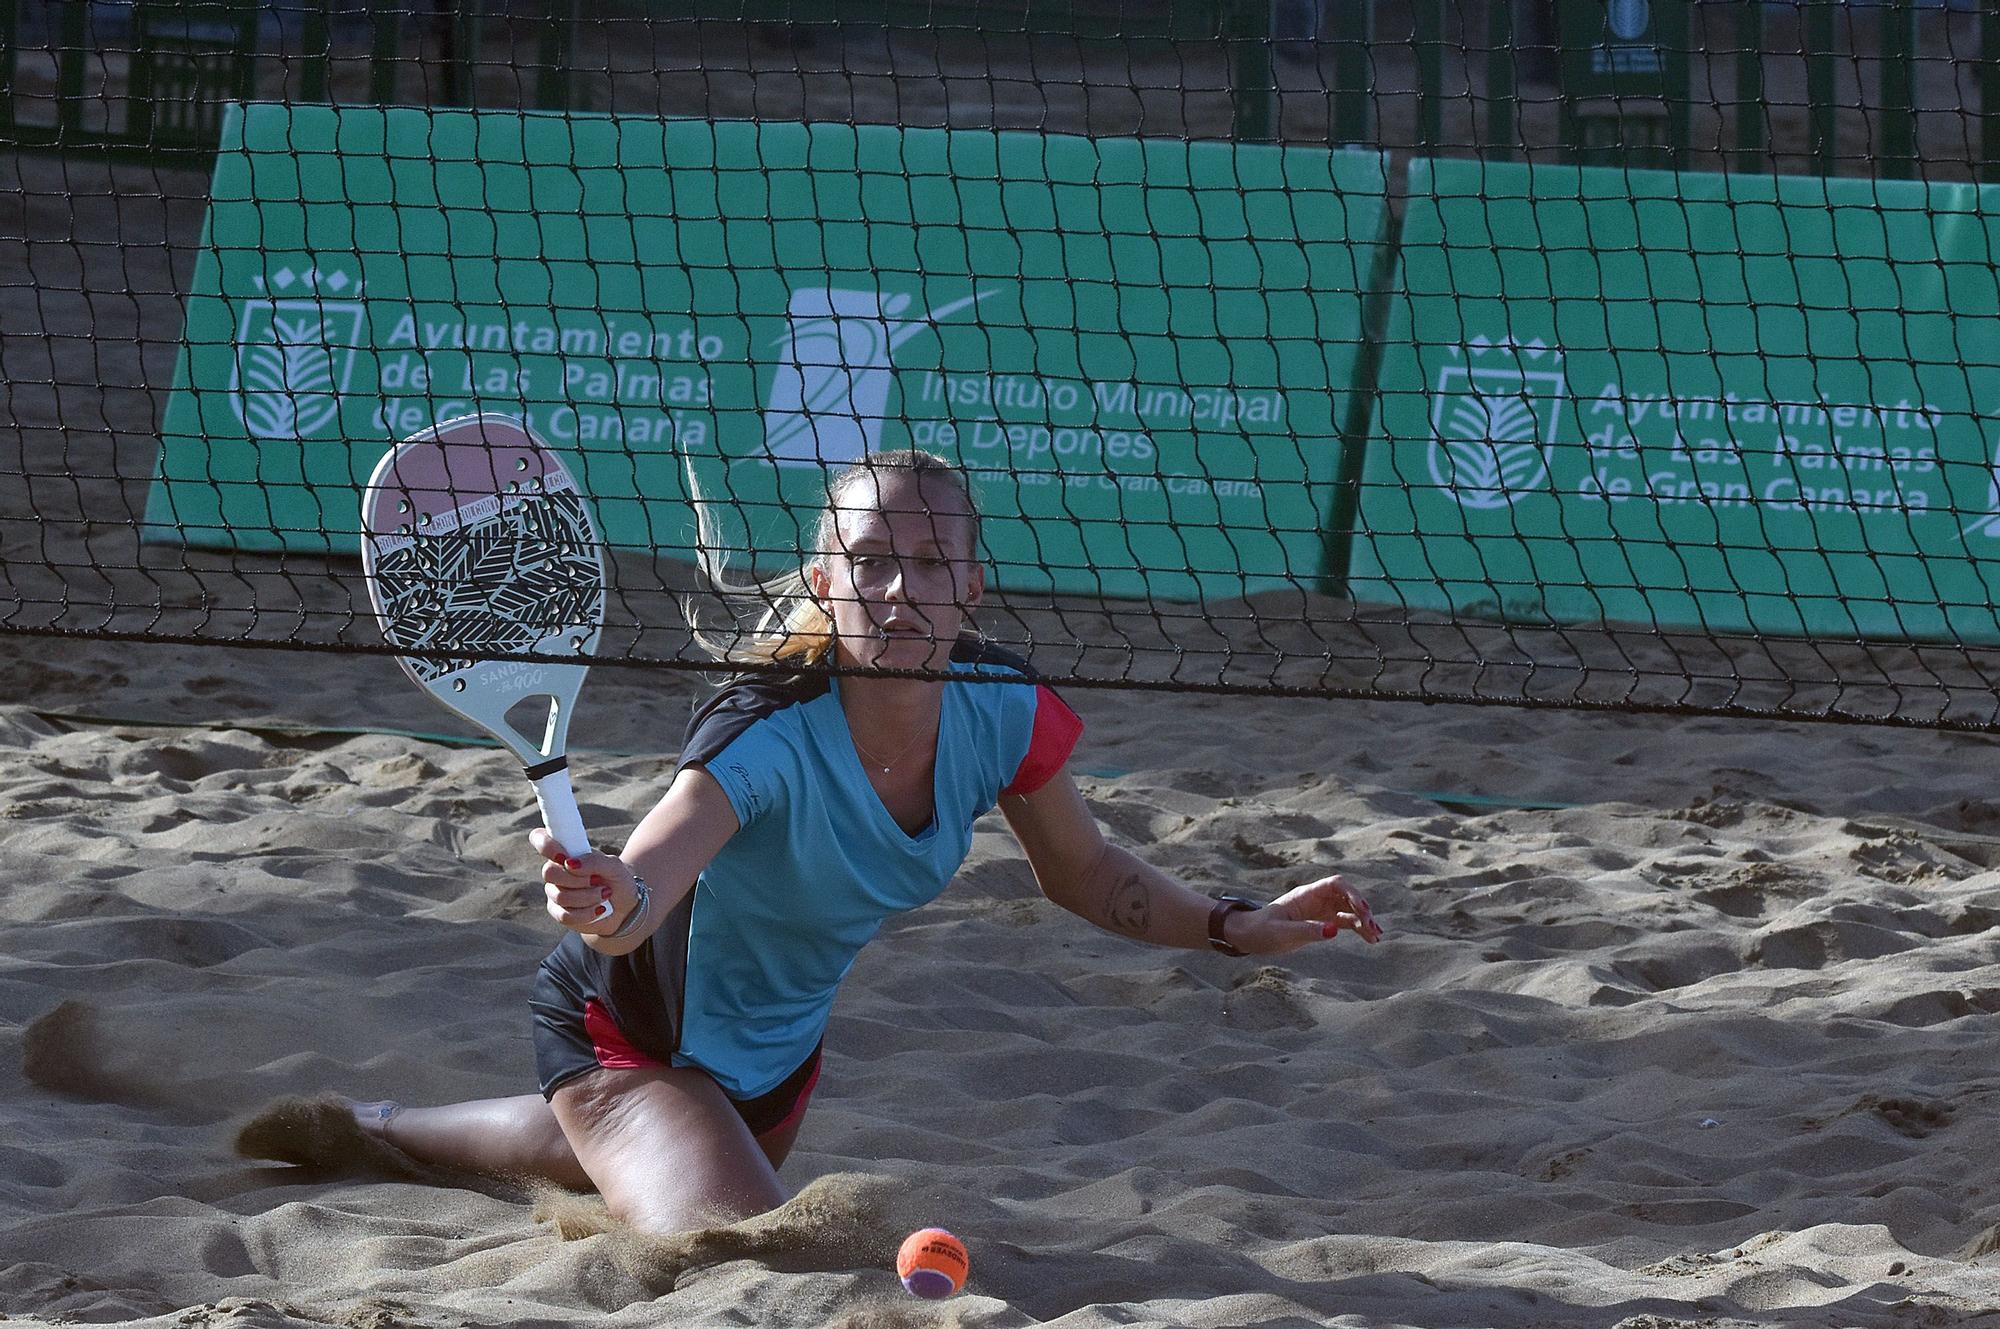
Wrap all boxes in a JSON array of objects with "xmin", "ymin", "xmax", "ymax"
[
  {"xmin": 584, "ymin": 999, "xmax": 665, "ymax": 1071},
  {"xmin": 584, "ymin": 999, "xmax": 812, "ymax": 1139},
  {"xmin": 757, "ymin": 1057, "xmax": 822, "ymax": 1142}
]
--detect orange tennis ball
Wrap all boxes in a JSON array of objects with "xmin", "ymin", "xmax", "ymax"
[{"xmin": 896, "ymin": 1227, "xmax": 969, "ymax": 1299}]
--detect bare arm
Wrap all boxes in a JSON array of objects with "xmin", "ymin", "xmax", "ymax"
[
  {"xmin": 998, "ymin": 769, "xmax": 1381, "ymax": 955},
  {"xmin": 531, "ymin": 765, "xmax": 740, "ymax": 957}
]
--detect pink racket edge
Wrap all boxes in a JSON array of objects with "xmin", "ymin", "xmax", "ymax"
[
  {"xmin": 360, "ymin": 413, "xmax": 570, "ymax": 542},
  {"xmin": 359, "ymin": 413, "xmax": 606, "ymax": 622}
]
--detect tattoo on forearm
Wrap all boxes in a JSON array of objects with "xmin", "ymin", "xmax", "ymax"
[{"xmin": 1104, "ymin": 872, "xmax": 1151, "ymax": 936}]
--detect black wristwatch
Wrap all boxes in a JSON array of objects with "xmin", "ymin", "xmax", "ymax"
[{"xmin": 1207, "ymin": 893, "xmax": 1260, "ymax": 957}]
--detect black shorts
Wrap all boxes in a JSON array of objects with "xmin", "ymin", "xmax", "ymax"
[{"xmin": 529, "ymin": 936, "xmax": 822, "ymax": 1140}]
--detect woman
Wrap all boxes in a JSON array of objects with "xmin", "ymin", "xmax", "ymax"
[{"xmin": 306, "ymin": 449, "xmax": 1381, "ymax": 1235}]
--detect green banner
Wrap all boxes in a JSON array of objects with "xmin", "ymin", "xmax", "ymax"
[
  {"xmin": 148, "ymin": 104, "xmax": 1388, "ymax": 601},
  {"xmin": 1347, "ymin": 158, "xmax": 2000, "ymax": 643}
]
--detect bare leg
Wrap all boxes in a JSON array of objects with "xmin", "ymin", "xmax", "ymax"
[
  {"xmin": 356, "ymin": 1093, "xmax": 594, "ymax": 1190},
  {"xmin": 551, "ymin": 1065, "xmax": 788, "ymax": 1234},
  {"xmin": 351, "ymin": 1085, "xmax": 801, "ymax": 1191}
]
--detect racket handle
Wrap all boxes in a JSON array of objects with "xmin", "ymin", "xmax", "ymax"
[{"xmin": 533, "ymin": 766, "xmax": 614, "ymax": 923}]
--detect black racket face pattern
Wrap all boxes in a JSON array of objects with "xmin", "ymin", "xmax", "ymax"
[
  {"xmin": 368, "ymin": 476, "xmax": 604, "ymax": 683},
  {"xmin": 360, "ymin": 415, "xmax": 606, "ymax": 874}
]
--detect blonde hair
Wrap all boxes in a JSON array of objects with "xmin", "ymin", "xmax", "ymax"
[{"xmin": 685, "ymin": 450, "xmax": 981, "ymax": 668}]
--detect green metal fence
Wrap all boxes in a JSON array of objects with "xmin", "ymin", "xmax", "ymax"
[{"xmin": 0, "ymin": 1, "xmax": 1994, "ymax": 175}]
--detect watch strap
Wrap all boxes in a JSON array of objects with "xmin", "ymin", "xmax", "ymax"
[{"xmin": 1207, "ymin": 894, "xmax": 1258, "ymax": 956}]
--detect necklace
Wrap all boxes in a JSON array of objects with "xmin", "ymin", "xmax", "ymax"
[{"xmin": 850, "ymin": 718, "xmax": 936, "ymax": 774}]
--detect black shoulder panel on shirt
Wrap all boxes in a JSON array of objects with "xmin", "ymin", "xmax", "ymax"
[
  {"xmin": 677, "ymin": 671, "xmax": 830, "ymax": 771},
  {"xmin": 951, "ymin": 633, "xmax": 1037, "ymax": 677}
]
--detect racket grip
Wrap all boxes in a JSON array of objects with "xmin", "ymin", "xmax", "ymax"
[
  {"xmin": 532, "ymin": 766, "xmax": 613, "ymax": 923},
  {"xmin": 532, "ymin": 765, "xmax": 589, "ymax": 857}
]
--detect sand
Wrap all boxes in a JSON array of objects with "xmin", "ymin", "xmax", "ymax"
[
  {"xmin": 8, "ymin": 23, "xmax": 2000, "ymax": 1323},
  {"xmin": 3, "ymin": 630, "xmax": 2000, "ymax": 1328}
]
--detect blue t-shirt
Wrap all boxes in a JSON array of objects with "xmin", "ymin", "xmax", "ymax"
[{"xmin": 567, "ymin": 638, "xmax": 1082, "ymax": 1099}]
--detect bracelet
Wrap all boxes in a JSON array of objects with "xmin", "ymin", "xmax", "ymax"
[{"xmin": 606, "ymin": 874, "xmax": 652, "ymax": 940}]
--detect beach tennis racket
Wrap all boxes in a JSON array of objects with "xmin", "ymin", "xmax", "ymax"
[{"xmin": 360, "ymin": 413, "xmax": 613, "ymax": 920}]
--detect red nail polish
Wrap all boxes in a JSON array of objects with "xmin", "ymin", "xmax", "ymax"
[
  {"xmin": 1323, "ymin": 921, "xmax": 1343, "ymax": 938},
  {"xmin": 565, "ymin": 858, "xmax": 581, "ymax": 872}
]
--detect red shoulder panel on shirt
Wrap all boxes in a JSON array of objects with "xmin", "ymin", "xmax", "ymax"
[{"xmin": 1003, "ymin": 685, "xmax": 1084, "ymax": 796}]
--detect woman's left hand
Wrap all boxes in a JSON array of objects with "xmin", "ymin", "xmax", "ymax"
[{"xmin": 1228, "ymin": 873, "xmax": 1383, "ymax": 955}]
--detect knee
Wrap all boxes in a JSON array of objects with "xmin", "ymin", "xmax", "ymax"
[
  {"xmin": 555, "ymin": 1070, "xmax": 633, "ymax": 1136},
  {"xmin": 551, "ymin": 1068, "xmax": 785, "ymax": 1230},
  {"xmin": 551, "ymin": 1071, "xmax": 647, "ymax": 1169}
]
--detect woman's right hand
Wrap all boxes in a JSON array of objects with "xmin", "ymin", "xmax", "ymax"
[{"xmin": 531, "ymin": 828, "xmax": 639, "ymax": 936}]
